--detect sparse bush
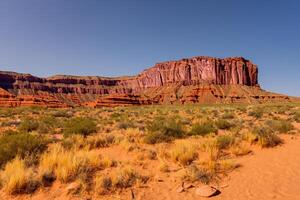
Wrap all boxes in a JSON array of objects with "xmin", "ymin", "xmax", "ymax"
[
  {"xmin": 63, "ymin": 117, "xmax": 97, "ymax": 137},
  {"xmin": 0, "ymin": 132, "xmax": 47, "ymax": 167},
  {"xmin": 215, "ymin": 119, "xmax": 234, "ymax": 130},
  {"xmin": 182, "ymin": 165, "xmax": 211, "ymax": 184},
  {"xmin": 248, "ymin": 109, "xmax": 263, "ymax": 119},
  {"xmin": 293, "ymin": 111, "xmax": 300, "ymax": 122},
  {"xmin": 189, "ymin": 120, "xmax": 217, "ymax": 136},
  {"xmin": 216, "ymin": 135, "xmax": 235, "ymax": 149},
  {"xmin": 50, "ymin": 110, "xmax": 73, "ymax": 118},
  {"xmin": 222, "ymin": 112, "xmax": 235, "ymax": 119},
  {"xmin": 112, "ymin": 168, "xmax": 146, "ymax": 189},
  {"xmin": 144, "ymin": 117, "xmax": 184, "ymax": 144},
  {"xmin": 252, "ymin": 126, "xmax": 282, "ymax": 148},
  {"xmin": 170, "ymin": 141, "xmax": 198, "ymax": 166},
  {"xmin": 87, "ymin": 134, "xmax": 115, "ymax": 149},
  {"xmin": 265, "ymin": 120, "xmax": 294, "ymax": 133},
  {"xmin": 18, "ymin": 118, "xmax": 39, "ymax": 132}
]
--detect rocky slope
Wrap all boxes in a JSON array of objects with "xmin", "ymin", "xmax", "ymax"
[{"xmin": 0, "ymin": 56, "xmax": 294, "ymax": 107}]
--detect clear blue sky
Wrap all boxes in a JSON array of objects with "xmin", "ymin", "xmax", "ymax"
[{"xmin": 0, "ymin": 0, "xmax": 299, "ymax": 96}]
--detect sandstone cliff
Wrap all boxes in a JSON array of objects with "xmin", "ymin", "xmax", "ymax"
[{"xmin": 0, "ymin": 56, "xmax": 292, "ymax": 107}]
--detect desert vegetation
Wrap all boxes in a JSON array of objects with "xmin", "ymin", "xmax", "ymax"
[{"xmin": 0, "ymin": 103, "xmax": 298, "ymax": 198}]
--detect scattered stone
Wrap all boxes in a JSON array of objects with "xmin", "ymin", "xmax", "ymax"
[
  {"xmin": 195, "ymin": 185, "xmax": 219, "ymax": 197},
  {"xmin": 183, "ymin": 183, "xmax": 194, "ymax": 189}
]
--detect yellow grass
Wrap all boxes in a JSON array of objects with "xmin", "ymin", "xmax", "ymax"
[
  {"xmin": 39, "ymin": 144, "xmax": 101, "ymax": 183},
  {"xmin": 170, "ymin": 140, "xmax": 198, "ymax": 166},
  {"xmin": 0, "ymin": 157, "xmax": 33, "ymax": 194}
]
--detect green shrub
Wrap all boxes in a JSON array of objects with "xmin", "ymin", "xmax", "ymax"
[
  {"xmin": 222, "ymin": 112, "xmax": 235, "ymax": 119},
  {"xmin": 63, "ymin": 117, "xmax": 97, "ymax": 137},
  {"xmin": 248, "ymin": 109, "xmax": 263, "ymax": 119},
  {"xmin": 50, "ymin": 110, "xmax": 73, "ymax": 118},
  {"xmin": 0, "ymin": 132, "xmax": 47, "ymax": 167},
  {"xmin": 18, "ymin": 118, "xmax": 39, "ymax": 132},
  {"xmin": 293, "ymin": 112, "xmax": 300, "ymax": 122},
  {"xmin": 216, "ymin": 135, "xmax": 235, "ymax": 149},
  {"xmin": 215, "ymin": 119, "xmax": 234, "ymax": 130},
  {"xmin": 144, "ymin": 117, "xmax": 184, "ymax": 144},
  {"xmin": 189, "ymin": 120, "xmax": 217, "ymax": 136},
  {"xmin": 265, "ymin": 120, "xmax": 294, "ymax": 133}
]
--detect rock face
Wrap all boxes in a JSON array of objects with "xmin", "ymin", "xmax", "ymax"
[{"xmin": 0, "ymin": 56, "xmax": 293, "ymax": 107}]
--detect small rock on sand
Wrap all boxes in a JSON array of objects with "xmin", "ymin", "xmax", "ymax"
[{"xmin": 195, "ymin": 185, "xmax": 219, "ymax": 197}]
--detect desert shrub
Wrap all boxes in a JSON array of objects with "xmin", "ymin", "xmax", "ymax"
[
  {"xmin": 0, "ymin": 132, "xmax": 47, "ymax": 167},
  {"xmin": 265, "ymin": 120, "xmax": 294, "ymax": 133},
  {"xmin": 50, "ymin": 110, "xmax": 73, "ymax": 118},
  {"xmin": 63, "ymin": 117, "xmax": 97, "ymax": 137},
  {"xmin": 182, "ymin": 165, "xmax": 212, "ymax": 184},
  {"xmin": 189, "ymin": 120, "xmax": 217, "ymax": 136},
  {"xmin": 222, "ymin": 112, "xmax": 235, "ymax": 119},
  {"xmin": 215, "ymin": 119, "xmax": 234, "ymax": 130},
  {"xmin": 144, "ymin": 117, "xmax": 184, "ymax": 144},
  {"xmin": 18, "ymin": 118, "xmax": 39, "ymax": 132},
  {"xmin": 38, "ymin": 144, "xmax": 101, "ymax": 183},
  {"xmin": 216, "ymin": 135, "xmax": 235, "ymax": 149},
  {"xmin": 170, "ymin": 141, "xmax": 198, "ymax": 166},
  {"xmin": 293, "ymin": 111, "xmax": 300, "ymax": 122},
  {"xmin": 117, "ymin": 121, "xmax": 135, "ymax": 130},
  {"xmin": 0, "ymin": 157, "xmax": 38, "ymax": 194},
  {"xmin": 37, "ymin": 116, "xmax": 60, "ymax": 134},
  {"xmin": 248, "ymin": 109, "xmax": 263, "ymax": 119},
  {"xmin": 87, "ymin": 134, "xmax": 115, "ymax": 149},
  {"xmin": 251, "ymin": 126, "xmax": 282, "ymax": 148}
]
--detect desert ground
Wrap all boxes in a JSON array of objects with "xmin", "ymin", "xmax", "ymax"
[{"xmin": 0, "ymin": 103, "xmax": 299, "ymax": 200}]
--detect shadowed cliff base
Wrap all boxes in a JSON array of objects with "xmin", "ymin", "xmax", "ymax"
[{"xmin": 0, "ymin": 56, "xmax": 298, "ymax": 107}]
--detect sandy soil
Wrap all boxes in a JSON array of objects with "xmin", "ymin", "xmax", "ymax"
[{"xmin": 1, "ymin": 134, "xmax": 300, "ymax": 200}]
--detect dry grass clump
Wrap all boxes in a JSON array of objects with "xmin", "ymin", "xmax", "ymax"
[
  {"xmin": 111, "ymin": 167, "xmax": 148, "ymax": 189},
  {"xmin": 0, "ymin": 157, "xmax": 37, "ymax": 194},
  {"xmin": 169, "ymin": 141, "xmax": 198, "ymax": 166},
  {"xmin": 244, "ymin": 126, "xmax": 282, "ymax": 148},
  {"xmin": 230, "ymin": 144, "xmax": 252, "ymax": 156},
  {"xmin": 182, "ymin": 165, "xmax": 212, "ymax": 184},
  {"xmin": 38, "ymin": 144, "xmax": 101, "ymax": 183},
  {"xmin": 95, "ymin": 175, "xmax": 112, "ymax": 194}
]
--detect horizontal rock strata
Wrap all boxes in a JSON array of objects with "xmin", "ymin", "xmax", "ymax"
[{"xmin": 0, "ymin": 56, "xmax": 293, "ymax": 107}]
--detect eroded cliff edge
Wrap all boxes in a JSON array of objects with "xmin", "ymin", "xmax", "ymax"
[{"xmin": 0, "ymin": 56, "xmax": 292, "ymax": 107}]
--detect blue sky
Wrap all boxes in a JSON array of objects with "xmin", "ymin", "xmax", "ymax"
[{"xmin": 0, "ymin": 0, "xmax": 299, "ymax": 96}]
